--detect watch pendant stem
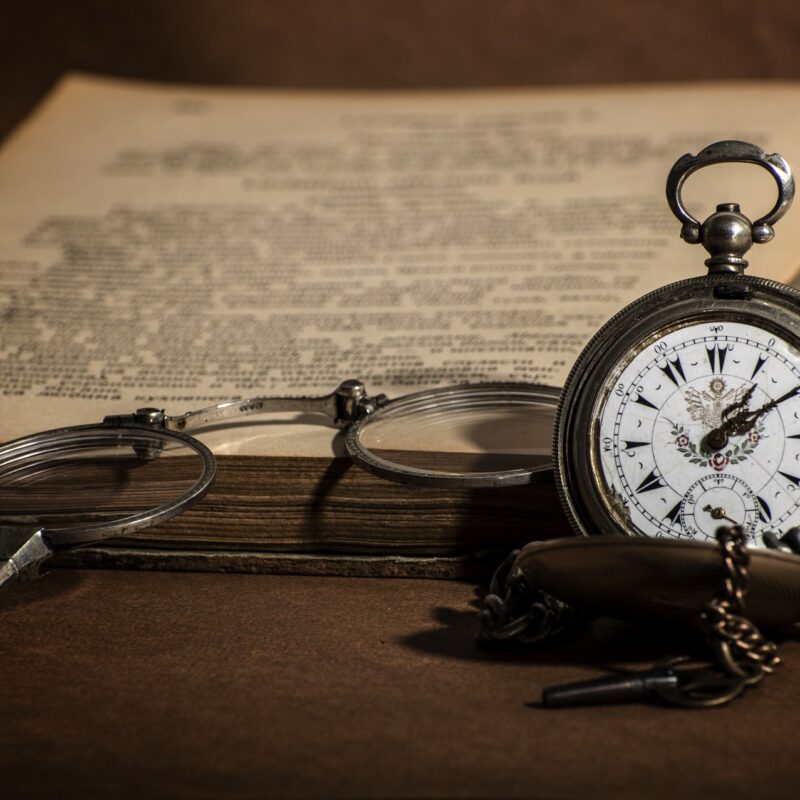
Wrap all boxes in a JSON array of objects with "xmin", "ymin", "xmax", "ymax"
[
  {"xmin": 699, "ymin": 202, "xmax": 752, "ymax": 273},
  {"xmin": 689, "ymin": 203, "xmax": 767, "ymax": 275}
]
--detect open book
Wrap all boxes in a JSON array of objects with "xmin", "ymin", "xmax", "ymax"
[{"xmin": 2, "ymin": 75, "xmax": 800, "ymax": 576}]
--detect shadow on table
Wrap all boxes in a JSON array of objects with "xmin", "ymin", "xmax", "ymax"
[
  {"xmin": 0, "ymin": 567, "xmax": 84, "ymax": 612},
  {"xmin": 398, "ymin": 590, "xmax": 800, "ymax": 670}
]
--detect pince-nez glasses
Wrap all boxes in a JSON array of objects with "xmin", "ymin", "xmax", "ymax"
[{"xmin": 0, "ymin": 380, "xmax": 559, "ymax": 588}]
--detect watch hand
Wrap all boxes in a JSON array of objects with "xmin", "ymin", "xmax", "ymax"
[
  {"xmin": 707, "ymin": 385, "xmax": 799, "ymax": 450},
  {"xmin": 722, "ymin": 384, "xmax": 800, "ymax": 435},
  {"xmin": 702, "ymin": 505, "xmax": 738, "ymax": 526},
  {"xmin": 706, "ymin": 386, "xmax": 756, "ymax": 449},
  {"xmin": 720, "ymin": 385, "xmax": 756, "ymax": 428},
  {"xmin": 719, "ymin": 406, "xmax": 764, "ymax": 436}
]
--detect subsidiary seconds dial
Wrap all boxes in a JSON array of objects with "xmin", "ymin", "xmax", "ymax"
[{"xmin": 595, "ymin": 320, "xmax": 800, "ymax": 545}]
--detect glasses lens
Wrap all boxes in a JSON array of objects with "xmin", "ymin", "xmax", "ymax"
[
  {"xmin": 350, "ymin": 384, "xmax": 556, "ymax": 485},
  {"xmin": 0, "ymin": 426, "xmax": 206, "ymax": 531}
]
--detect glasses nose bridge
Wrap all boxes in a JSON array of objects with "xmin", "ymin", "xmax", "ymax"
[{"xmin": 157, "ymin": 379, "xmax": 376, "ymax": 433}]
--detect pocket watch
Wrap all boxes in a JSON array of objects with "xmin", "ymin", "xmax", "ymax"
[{"xmin": 555, "ymin": 141, "xmax": 800, "ymax": 547}]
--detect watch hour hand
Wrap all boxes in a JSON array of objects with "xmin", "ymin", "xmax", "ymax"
[
  {"xmin": 705, "ymin": 386, "xmax": 755, "ymax": 449},
  {"xmin": 709, "ymin": 385, "xmax": 798, "ymax": 449},
  {"xmin": 723, "ymin": 385, "xmax": 800, "ymax": 436},
  {"xmin": 706, "ymin": 385, "xmax": 756, "ymax": 450},
  {"xmin": 720, "ymin": 384, "xmax": 756, "ymax": 423}
]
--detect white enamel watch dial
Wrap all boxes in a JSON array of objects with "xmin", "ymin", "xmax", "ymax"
[{"xmin": 594, "ymin": 321, "xmax": 800, "ymax": 545}]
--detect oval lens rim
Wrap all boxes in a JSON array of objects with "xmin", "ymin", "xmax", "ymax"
[
  {"xmin": 344, "ymin": 382, "xmax": 560, "ymax": 488},
  {"xmin": 0, "ymin": 422, "xmax": 216, "ymax": 547}
]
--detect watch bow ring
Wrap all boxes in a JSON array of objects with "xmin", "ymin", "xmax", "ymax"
[{"xmin": 665, "ymin": 140, "xmax": 795, "ymax": 273}]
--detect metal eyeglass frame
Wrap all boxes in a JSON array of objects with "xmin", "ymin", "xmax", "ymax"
[{"xmin": 0, "ymin": 379, "xmax": 558, "ymax": 589}]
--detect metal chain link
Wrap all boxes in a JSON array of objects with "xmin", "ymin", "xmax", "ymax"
[
  {"xmin": 481, "ymin": 530, "xmax": 783, "ymax": 708},
  {"xmin": 697, "ymin": 526, "xmax": 781, "ymax": 677},
  {"xmin": 477, "ymin": 550, "xmax": 581, "ymax": 645}
]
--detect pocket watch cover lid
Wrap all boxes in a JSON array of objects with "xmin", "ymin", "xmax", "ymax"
[{"xmin": 516, "ymin": 536, "xmax": 800, "ymax": 627}]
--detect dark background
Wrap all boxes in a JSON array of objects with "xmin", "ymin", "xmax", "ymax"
[{"xmin": 3, "ymin": 0, "xmax": 800, "ymax": 141}]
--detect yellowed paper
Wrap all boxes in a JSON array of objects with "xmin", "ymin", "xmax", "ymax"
[{"xmin": 2, "ymin": 75, "xmax": 800, "ymax": 456}]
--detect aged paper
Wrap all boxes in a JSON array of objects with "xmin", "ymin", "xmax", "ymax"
[{"xmin": 2, "ymin": 75, "xmax": 800, "ymax": 456}]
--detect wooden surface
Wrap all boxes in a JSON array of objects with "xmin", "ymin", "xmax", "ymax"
[{"xmin": 2, "ymin": 569, "xmax": 800, "ymax": 799}]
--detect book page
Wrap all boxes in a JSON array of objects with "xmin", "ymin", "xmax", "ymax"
[{"xmin": 2, "ymin": 75, "xmax": 800, "ymax": 457}]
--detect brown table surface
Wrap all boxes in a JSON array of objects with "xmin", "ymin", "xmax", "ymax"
[{"xmin": 2, "ymin": 568, "xmax": 799, "ymax": 799}]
